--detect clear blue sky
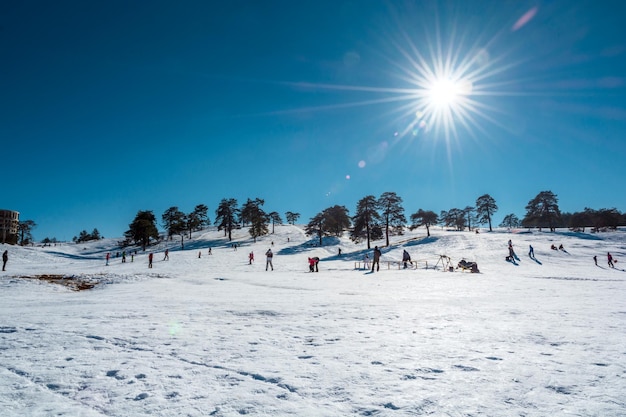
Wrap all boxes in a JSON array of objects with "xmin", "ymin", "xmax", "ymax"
[{"xmin": 2, "ymin": 0, "xmax": 625, "ymax": 241}]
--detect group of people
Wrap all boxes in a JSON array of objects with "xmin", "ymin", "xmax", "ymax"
[
  {"xmin": 362, "ymin": 246, "xmax": 407, "ymax": 272},
  {"xmin": 308, "ymin": 256, "xmax": 320, "ymax": 272},
  {"xmin": 6, "ymin": 236, "xmax": 621, "ymax": 275},
  {"xmin": 529, "ymin": 242, "xmax": 618, "ymax": 269},
  {"xmin": 594, "ymin": 252, "xmax": 616, "ymax": 268}
]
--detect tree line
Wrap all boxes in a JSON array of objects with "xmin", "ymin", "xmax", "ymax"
[
  {"xmin": 123, "ymin": 199, "xmax": 301, "ymax": 250},
  {"xmin": 124, "ymin": 190, "xmax": 625, "ymax": 251},
  {"xmin": 11, "ymin": 190, "xmax": 626, "ymax": 247}
]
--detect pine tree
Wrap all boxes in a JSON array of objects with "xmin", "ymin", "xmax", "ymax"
[
  {"xmin": 215, "ymin": 198, "xmax": 239, "ymax": 241},
  {"xmin": 500, "ymin": 213, "xmax": 521, "ymax": 228},
  {"xmin": 162, "ymin": 207, "xmax": 187, "ymax": 248},
  {"xmin": 409, "ymin": 209, "xmax": 438, "ymax": 237},
  {"xmin": 305, "ymin": 212, "xmax": 325, "ymax": 246},
  {"xmin": 464, "ymin": 206, "xmax": 476, "ymax": 231},
  {"xmin": 440, "ymin": 208, "xmax": 465, "ymax": 231},
  {"xmin": 125, "ymin": 210, "xmax": 159, "ymax": 251},
  {"xmin": 242, "ymin": 198, "xmax": 269, "ymax": 242},
  {"xmin": 268, "ymin": 211, "xmax": 283, "ymax": 234},
  {"xmin": 324, "ymin": 205, "xmax": 351, "ymax": 237},
  {"xmin": 187, "ymin": 204, "xmax": 209, "ymax": 238},
  {"xmin": 351, "ymin": 195, "xmax": 381, "ymax": 249},
  {"xmin": 523, "ymin": 191, "xmax": 561, "ymax": 231},
  {"xmin": 285, "ymin": 211, "xmax": 300, "ymax": 225},
  {"xmin": 378, "ymin": 192, "xmax": 406, "ymax": 247},
  {"xmin": 475, "ymin": 194, "xmax": 498, "ymax": 232},
  {"xmin": 305, "ymin": 206, "xmax": 351, "ymax": 246},
  {"xmin": 18, "ymin": 220, "xmax": 36, "ymax": 246}
]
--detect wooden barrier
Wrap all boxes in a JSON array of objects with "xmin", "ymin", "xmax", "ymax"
[
  {"xmin": 386, "ymin": 261, "xmax": 418, "ymax": 270},
  {"xmin": 353, "ymin": 261, "xmax": 420, "ymax": 270},
  {"xmin": 354, "ymin": 259, "xmax": 453, "ymax": 271}
]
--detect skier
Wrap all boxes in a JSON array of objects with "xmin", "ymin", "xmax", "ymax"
[
  {"xmin": 249, "ymin": 251, "xmax": 254, "ymax": 265},
  {"xmin": 148, "ymin": 253, "xmax": 153, "ymax": 269},
  {"xmin": 164, "ymin": 249, "xmax": 169, "ymax": 261},
  {"xmin": 529, "ymin": 245, "xmax": 534, "ymax": 258},
  {"xmin": 371, "ymin": 246, "xmax": 381, "ymax": 272},
  {"xmin": 2, "ymin": 250, "xmax": 8, "ymax": 271},
  {"xmin": 106, "ymin": 252, "xmax": 110, "ymax": 266},
  {"xmin": 308, "ymin": 257, "xmax": 316, "ymax": 272},
  {"xmin": 593, "ymin": 255, "xmax": 598, "ymax": 266},
  {"xmin": 608, "ymin": 252, "xmax": 614, "ymax": 268},
  {"xmin": 265, "ymin": 249, "xmax": 274, "ymax": 271}
]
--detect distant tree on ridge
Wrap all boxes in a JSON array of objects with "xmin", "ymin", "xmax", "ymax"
[
  {"xmin": 523, "ymin": 190, "xmax": 561, "ymax": 231},
  {"xmin": 285, "ymin": 211, "xmax": 300, "ymax": 225},
  {"xmin": 268, "ymin": 211, "xmax": 283, "ymax": 234},
  {"xmin": 409, "ymin": 209, "xmax": 438, "ymax": 237},
  {"xmin": 351, "ymin": 195, "xmax": 381, "ymax": 248},
  {"xmin": 475, "ymin": 194, "xmax": 498, "ymax": 232},
  {"xmin": 499, "ymin": 213, "xmax": 521, "ymax": 228},
  {"xmin": 125, "ymin": 210, "xmax": 159, "ymax": 250},
  {"xmin": 215, "ymin": 198, "xmax": 239, "ymax": 241},
  {"xmin": 18, "ymin": 220, "xmax": 36, "ymax": 246},
  {"xmin": 378, "ymin": 192, "xmax": 406, "ymax": 247}
]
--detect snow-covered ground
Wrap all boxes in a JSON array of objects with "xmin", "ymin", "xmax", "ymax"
[{"xmin": 1, "ymin": 225, "xmax": 625, "ymax": 416}]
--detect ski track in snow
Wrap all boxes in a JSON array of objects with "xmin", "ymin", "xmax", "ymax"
[{"xmin": 1, "ymin": 225, "xmax": 626, "ymax": 416}]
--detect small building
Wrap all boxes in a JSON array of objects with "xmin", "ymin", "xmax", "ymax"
[{"xmin": 0, "ymin": 209, "xmax": 19, "ymax": 244}]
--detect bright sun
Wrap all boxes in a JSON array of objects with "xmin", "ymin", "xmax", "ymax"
[
  {"xmin": 278, "ymin": 6, "xmax": 507, "ymax": 148},
  {"xmin": 427, "ymin": 78, "xmax": 465, "ymax": 108}
]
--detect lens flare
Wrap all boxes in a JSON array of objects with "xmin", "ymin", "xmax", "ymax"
[{"xmin": 274, "ymin": 3, "xmax": 528, "ymax": 163}]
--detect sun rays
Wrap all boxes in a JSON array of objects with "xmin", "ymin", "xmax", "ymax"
[{"xmin": 274, "ymin": 5, "xmax": 526, "ymax": 155}]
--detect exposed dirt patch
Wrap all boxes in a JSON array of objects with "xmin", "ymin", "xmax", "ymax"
[{"xmin": 17, "ymin": 274, "xmax": 99, "ymax": 291}]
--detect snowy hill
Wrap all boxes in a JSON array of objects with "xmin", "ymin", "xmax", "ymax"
[{"xmin": 1, "ymin": 226, "xmax": 625, "ymax": 416}]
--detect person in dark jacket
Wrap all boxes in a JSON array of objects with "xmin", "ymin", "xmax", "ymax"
[
  {"xmin": 371, "ymin": 246, "xmax": 381, "ymax": 272},
  {"xmin": 402, "ymin": 250, "xmax": 411, "ymax": 269},
  {"xmin": 265, "ymin": 249, "xmax": 274, "ymax": 271},
  {"xmin": 2, "ymin": 250, "xmax": 7, "ymax": 271}
]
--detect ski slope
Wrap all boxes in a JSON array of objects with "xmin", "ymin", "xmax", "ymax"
[{"xmin": 1, "ymin": 225, "xmax": 625, "ymax": 416}]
